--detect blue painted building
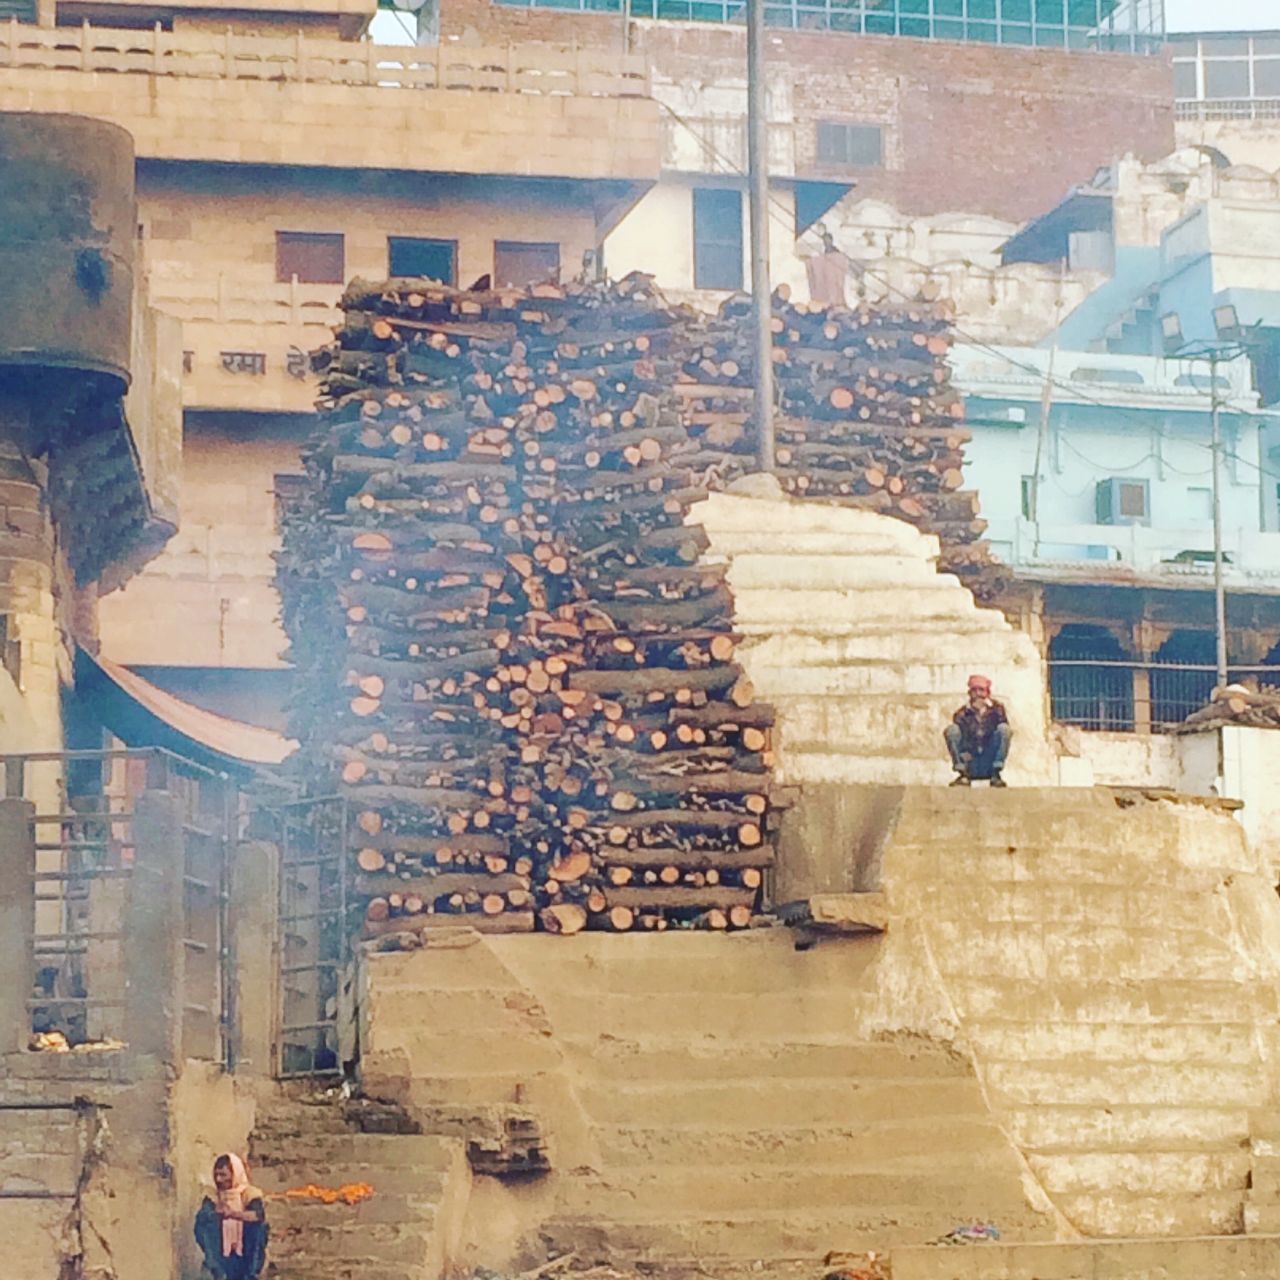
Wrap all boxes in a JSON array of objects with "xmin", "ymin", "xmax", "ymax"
[{"xmin": 951, "ymin": 342, "xmax": 1280, "ymax": 732}]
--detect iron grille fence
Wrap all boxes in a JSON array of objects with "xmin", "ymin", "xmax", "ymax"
[
  {"xmin": 8, "ymin": 748, "xmax": 235, "ymax": 1064},
  {"xmin": 259, "ymin": 796, "xmax": 350, "ymax": 1078},
  {"xmin": 1049, "ymin": 660, "xmax": 1280, "ymax": 733}
]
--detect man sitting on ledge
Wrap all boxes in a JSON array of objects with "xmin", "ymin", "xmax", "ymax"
[{"xmin": 945, "ymin": 674, "xmax": 1011, "ymax": 787}]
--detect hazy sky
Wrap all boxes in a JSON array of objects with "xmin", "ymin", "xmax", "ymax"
[{"xmin": 1166, "ymin": 0, "xmax": 1278, "ymax": 32}]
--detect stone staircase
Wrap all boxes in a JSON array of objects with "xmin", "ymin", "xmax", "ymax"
[
  {"xmin": 360, "ymin": 930, "xmax": 1057, "ymax": 1266},
  {"xmin": 886, "ymin": 787, "xmax": 1280, "ymax": 1238},
  {"xmin": 250, "ymin": 1093, "xmax": 470, "ymax": 1280},
  {"xmin": 355, "ymin": 784, "xmax": 1280, "ymax": 1269},
  {"xmin": 690, "ymin": 486, "xmax": 1057, "ymax": 787}
]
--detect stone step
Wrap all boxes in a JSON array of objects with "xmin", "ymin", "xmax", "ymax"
[
  {"xmin": 1051, "ymin": 1187, "xmax": 1244, "ymax": 1237},
  {"xmin": 269, "ymin": 1264, "xmax": 421, "ymax": 1280},
  {"xmin": 767, "ymin": 753, "xmax": 1059, "ymax": 789},
  {"xmin": 257, "ymin": 1169, "xmax": 449, "ymax": 1202},
  {"xmin": 890, "ymin": 1236, "xmax": 1280, "ymax": 1280},
  {"xmin": 570, "ymin": 1039, "xmax": 970, "ymax": 1081},
  {"xmin": 576, "ymin": 1077, "xmax": 986, "ymax": 1128},
  {"xmin": 909, "ymin": 882, "xmax": 1231, "ymax": 930},
  {"xmin": 904, "ymin": 861, "xmax": 1227, "ymax": 893},
  {"xmin": 1027, "ymin": 1149, "xmax": 1251, "ymax": 1197},
  {"xmin": 694, "ymin": 495, "xmax": 933, "ymax": 546},
  {"xmin": 737, "ymin": 660, "xmax": 1039, "ymax": 698},
  {"xmin": 561, "ymin": 1165, "xmax": 1032, "ymax": 1216},
  {"xmin": 1244, "ymin": 1201, "xmax": 1280, "ymax": 1233},
  {"xmin": 594, "ymin": 1117, "xmax": 1018, "ymax": 1168},
  {"xmin": 251, "ymin": 1134, "xmax": 459, "ymax": 1172},
  {"xmin": 1006, "ymin": 1104, "xmax": 1252, "ymax": 1154},
  {"xmin": 729, "ymin": 586, "xmax": 978, "ymax": 626},
  {"xmin": 742, "ymin": 628, "xmax": 1030, "ymax": 668},
  {"xmin": 518, "ymin": 990, "xmax": 890, "ymax": 1042},
  {"xmin": 944, "ymin": 976, "xmax": 1279, "ymax": 1024},
  {"xmin": 962, "ymin": 1019, "xmax": 1264, "ymax": 1067},
  {"xmin": 270, "ymin": 1219, "xmax": 435, "ymax": 1265},
  {"xmin": 544, "ymin": 1203, "xmax": 1050, "ymax": 1262},
  {"xmin": 927, "ymin": 922, "xmax": 1245, "ymax": 982},
  {"xmin": 698, "ymin": 526, "xmax": 926, "ymax": 558},
  {"xmin": 269, "ymin": 1189, "xmax": 444, "ymax": 1228},
  {"xmin": 723, "ymin": 552, "xmax": 947, "ymax": 590},
  {"xmin": 981, "ymin": 1058, "xmax": 1271, "ymax": 1110}
]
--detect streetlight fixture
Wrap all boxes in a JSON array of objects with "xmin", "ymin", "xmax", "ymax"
[{"xmin": 1160, "ymin": 307, "xmax": 1260, "ymax": 690}]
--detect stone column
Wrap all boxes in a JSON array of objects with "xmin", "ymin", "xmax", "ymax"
[
  {"xmin": 124, "ymin": 790, "xmax": 185, "ymax": 1067},
  {"xmin": 0, "ymin": 798, "xmax": 35, "ymax": 1053}
]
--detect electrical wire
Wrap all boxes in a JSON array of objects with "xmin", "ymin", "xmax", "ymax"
[{"xmin": 655, "ymin": 98, "xmax": 1280, "ymax": 490}]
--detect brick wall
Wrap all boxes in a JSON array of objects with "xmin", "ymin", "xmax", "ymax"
[{"xmin": 443, "ymin": 0, "xmax": 1176, "ymax": 222}]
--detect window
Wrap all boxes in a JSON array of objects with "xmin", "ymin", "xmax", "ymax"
[
  {"xmin": 692, "ymin": 188, "xmax": 743, "ymax": 292},
  {"xmin": 1204, "ymin": 59, "xmax": 1251, "ymax": 100},
  {"xmin": 1187, "ymin": 486, "xmax": 1213, "ymax": 521},
  {"xmin": 276, "ymin": 232, "xmax": 344, "ymax": 285},
  {"xmin": 1020, "ymin": 475, "xmax": 1035, "ymax": 520},
  {"xmin": 815, "ymin": 121, "xmax": 883, "ymax": 168},
  {"xmin": 1173, "ymin": 61, "xmax": 1198, "ymax": 100},
  {"xmin": 493, "ymin": 241, "xmax": 560, "ymax": 289},
  {"xmin": 388, "ymin": 237, "xmax": 458, "ymax": 285}
]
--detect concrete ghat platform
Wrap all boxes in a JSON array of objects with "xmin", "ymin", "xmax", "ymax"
[
  {"xmin": 890, "ymin": 1234, "xmax": 1280, "ymax": 1279},
  {"xmin": 358, "ymin": 785, "xmax": 1280, "ymax": 1271}
]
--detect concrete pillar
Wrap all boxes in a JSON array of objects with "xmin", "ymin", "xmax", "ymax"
[
  {"xmin": 125, "ymin": 790, "xmax": 185, "ymax": 1067},
  {"xmin": 1133, "ymin": 667, "xmax": 1153, "ymax": 736},
  {"xmin": 0, "ymin": 799, "xmax": 35, "ymax": 1054},
  {"xmin": 231, "ymin": 840, "xmax": 278, "ymax": 1075}
]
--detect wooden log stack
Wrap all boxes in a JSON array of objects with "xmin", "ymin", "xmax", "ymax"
[
  {"xmin": 1177, "ymin": 680, "xmax": 1280, "ymax": 732},
  {"xmin": 675, "ymin": 288, "xmax": 1005, "ymax": 595},
  {"xmin": 277, "ymin": 274, "xmax": 776, "ymax": 940}
]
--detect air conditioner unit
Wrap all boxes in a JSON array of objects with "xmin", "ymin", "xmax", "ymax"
[{"xmin": 1096, "ymin": 477, "xmax": 1150, "ymax": 526}]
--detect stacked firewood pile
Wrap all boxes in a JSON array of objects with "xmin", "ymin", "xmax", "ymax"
[
  {"xmin": 1177, "ymin": 680, "xmax": 1280, "ymax": 731},
  {"xmin": 277, "ymin": 275, "xmax": 775, "ymax": 938},
  {"xmin": 675, "ymin": 289, "xmax": 1001, "ymax": 589}
]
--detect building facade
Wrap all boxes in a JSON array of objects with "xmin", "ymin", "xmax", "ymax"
[
  {"xmin": 1174, "ymin": 29, "xmax": 1280, "ymax": 172},
  {"xmin": 954, "ymin": 340, "xmax": 1280, "ymax": 735},
  {"xmin": 0, "ymin": 0, "xmax": 661, "ymax": 725}
]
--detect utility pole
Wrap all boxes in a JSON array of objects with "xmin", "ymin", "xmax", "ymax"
[
  {"xmin": 1209, "ymin": 351, "xmax": 1228, "ymax": 689},
  {"xmin": 745, "ymin": 0, "xmax": 775, "ymax": 472}
]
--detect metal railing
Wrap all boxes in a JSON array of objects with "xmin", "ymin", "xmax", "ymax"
[
  {"xmin": 258, "ymin": 795, "xmax": 350, "ymax": 1079},
  {"xmin": 9, "ymin": 748, "xmax": 236, "ymax": 1065},
  {"xmin": 1049, "ymin": 659, "xmax": 1280, "ymax": 733},
  {"xmin": 0, "ymin": 19, "xmax": 651, "ymax": 97},
  {"xmin": 1176, "ymin": 97, "xmax": 1280, "ymax": 122}
]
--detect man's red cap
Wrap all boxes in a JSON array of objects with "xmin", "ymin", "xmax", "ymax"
[{"xmin": 967, "ymin": 674, "xmax": 992, "ymax": 692}]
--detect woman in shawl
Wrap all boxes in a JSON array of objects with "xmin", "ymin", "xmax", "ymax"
[{"xmin": 194, "ymin": 1153, "xmax": 269, "ymax": 1280}]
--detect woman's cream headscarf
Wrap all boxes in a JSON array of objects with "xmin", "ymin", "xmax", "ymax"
[{"xmin": 215, "ymin": 1153, "xmax": 261, "ymax": 1257}]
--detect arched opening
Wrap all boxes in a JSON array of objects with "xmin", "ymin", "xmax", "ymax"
[
  {"xmin": 1150, "ymin": 630, "xmax": 1216, "ymax": 730},
  {"xmin": 1049, "ymin": 624, "xmax": 1134, "ymax": 731}
]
